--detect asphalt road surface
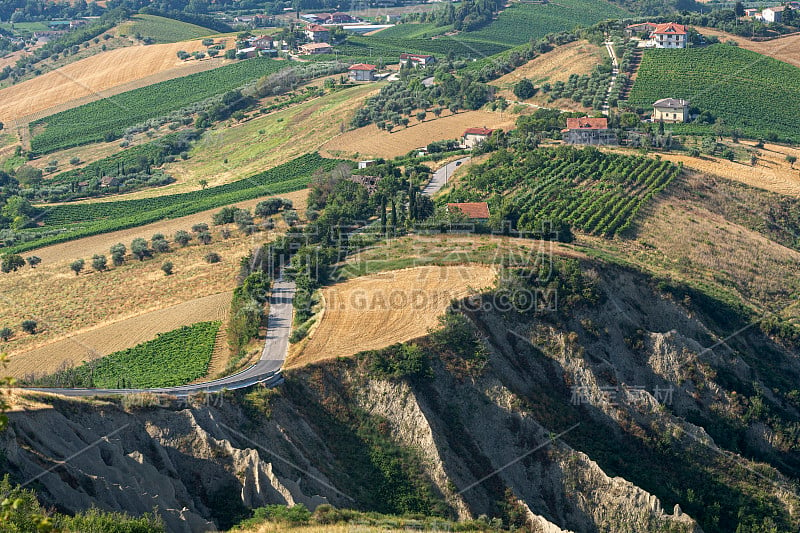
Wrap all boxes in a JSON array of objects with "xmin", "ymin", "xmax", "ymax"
[
  {"xmin": 21, "ymin": 157, "xmax": 464, "ymax": 398},
  {"xmin": 22, "ymin": 279, "xmax": 296, "ymax": 398},
  {"xmin": 422, "ymin": 157, "xmax": 470, "ymax": 196}
]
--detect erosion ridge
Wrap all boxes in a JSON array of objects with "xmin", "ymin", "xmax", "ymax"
[{"xmin": 11, "ymin": 258, "xmax": 794, "ymax": 531}]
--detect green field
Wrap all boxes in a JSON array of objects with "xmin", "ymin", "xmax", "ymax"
[
  {"xmin": 628, "ymin": 44, "xmax": 800, "ymax": 142},
  {"xmin": 449, "ymin": 146, "xmax": 680, "ymax": 236},
  {"xmin": 30, "ymin": 57, "xmax": 287, "ymax": 154},
  {"xmin": 369, "ymin": 23, "xmax": 451, "ymax": 39},
  {"xmin": 117, "ymin": 14, "xmax": 216, "ymax": 43},
  {"xmin": 462, "ymin": 0, "xmax": 629, "ymax": 46},
  {"xmin": 335, "ymin": 34, "xmax": 509, "ymax": 63},
  {"xmin": 30, "ymin": 322, "xmax": 221, "ymax": 388},
  {"xmin": 5, "ymin": 153, "xmax": 335, "ymax": 254}
]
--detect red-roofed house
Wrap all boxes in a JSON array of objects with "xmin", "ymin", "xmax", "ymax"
[
  {"xmin": 447, "ymin": 202, "xmax": 490, "ymax": 221},
  {"xmin": 305, "ymin": 24, "xmax": 331, "ymax": 42},
  {"xmin": 348, "ymin": 63, "xmax": 376, "ymax": 82},
  {"xmin": 562, "ymin": 117, "xmax": 617, "ymax": 145},
  {"xmin": 651, "ymin": 22, "xmax": 687, "ymax": 48},
  {"xmin": 463, "ymin": 127, "xmax": 494, "ymax": 148}
]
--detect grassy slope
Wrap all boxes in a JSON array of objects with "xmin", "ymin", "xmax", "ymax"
[
  {"xmin": 117, "ymin": 14, "xmax": 216, "ymax": 43},
  {"xmin": 628, "ymin": 43, "xmax": 800, "ymax": 142}
]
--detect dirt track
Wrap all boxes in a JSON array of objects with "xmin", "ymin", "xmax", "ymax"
[{"xmin": 287, "ymin": 265, "xmax": 497, "ymax": 368}]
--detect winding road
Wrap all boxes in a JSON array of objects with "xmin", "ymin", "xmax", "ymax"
[
  {"xmin": 21, "ymin": 158, "xmax": 466, "ymax": 398},
  {"xmin": 24, "ymin": 279, "xmax": 296, "ymax": 398}
]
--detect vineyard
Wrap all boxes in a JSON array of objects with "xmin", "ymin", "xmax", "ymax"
[
  {"xmin": 334, "ymin": 35, "xmax": 509, "ymax": 63},
  {"xmin": 449, "ymin": 146, "xmax": 680, "ymax": 236},
  {"xmin": 628, "ymin": 44, "xmax": 800, "ymax": 142},
  {"xmin": 369, "ymin": 23, "xmax": 450, "ymax": 40},
  {"xmin": 7, "ymin": 153, "xmax": 335, "ymax": 254},
  {"xmin": 28, "ymin": 321, "xmax": 220, "ymax": 388},
  {"xmin": 117, "ymin": 14, "xmax": 216, "ymax": 43},
  {"xmin": 466, "ymin": 0, "xmax": 629, "ymax": 46},
  {"xmin": 30, "ymin": 58, "xmax": 286, "ymax": 154}
]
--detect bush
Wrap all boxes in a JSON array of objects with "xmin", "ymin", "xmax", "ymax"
[
  {"xmin": 21, "ymin": 319, "xmax": 37, "ymax": 334},
  {"xmin": 205, "ymin": 252, "xmax": 222, "ymax": 263},
  {"xmin": 161, "ymin": 261, "xmax": 174, "ymax": 276},
  {"xmin": 0, "ymin": 327, "xmax": 12, "ymax": 341}
]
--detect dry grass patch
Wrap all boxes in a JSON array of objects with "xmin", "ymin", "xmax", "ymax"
[
  {"xmin": 601, "ymin": 140, "xmax": 800, "ymax": 197},
  {"xmin": 6, "ymin": 292, "xmax": 230, "ymax": 379},
  {"xmin": 321, "ymin": 109, "xmax": 516, "ymax": 159},
  {"xmin": 0, "ymin": 39, "xmax": 228, "ymax": 123},
  {"xmin": 492, "ymin": 40, "xmax": 604, "ymax": 89},
  {"xmin": 286, "ymin": 265, "xmax": 497, "ymax": 368}
]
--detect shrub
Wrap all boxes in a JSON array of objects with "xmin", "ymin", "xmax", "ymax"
[
  {"xmin": 21, "ymin": 319, "xmax": 37, "ymax": 334},
  {"xmin": 161, "ymin": 261, "xmax": 174, "ymax": 276},
  {"xmin": 205, "ymin": 252, "xmax": 222, "ymax": 263}
]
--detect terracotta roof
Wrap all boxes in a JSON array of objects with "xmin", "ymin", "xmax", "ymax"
[
  {"xmin": 447, "ymin": 202, "xmax": 490, "ymax": 219},
  {"xmin": 300, "ymin": 43, "xmax": 332, "ymax": 51},
  {"xmin": 652, "ymin": 22, "xmax": 687, "ymax": 35},
  {"xmin": 306, "ymin": 24, "xmax": 329, "ymax": 31},
  {"xmin": 349, "ymin": 63, "xmax": 376, "ymax": 71},
  {"xmin": 653, "ymin": 98, "xmax": 689, "ymax": 108},
  {"xmin": 565, "ymin": 117, "xmax": 608, "ymax": 130},
  {"xmin": 764, "ymin": 5, "xmax": 786, "ymax": 11},
  {"xmin": 464, "ymin": 127, "xmax": 494, "ymax": 136}
]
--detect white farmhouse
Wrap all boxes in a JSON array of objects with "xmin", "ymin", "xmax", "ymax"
[
  {"xmin": 652, "ymin": 98, "xmax": 690, "ymax": 123},
  {"xmin": 650, "ymin": 23, "xmax": 687, "ymax": 48}
]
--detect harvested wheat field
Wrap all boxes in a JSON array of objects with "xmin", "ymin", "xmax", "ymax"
[
  {"xmin": 5, "ymin": 292, "xmax": 230, "ymax": 379},
  {"xmin": 321, "ymin": 110, "xmax": 516, "ymax": 159},
  {"xmin": 698, "ymin": 28, "xmax": 800, "ymax": 69},
  {"xmin": 0, "ymin": 221, "xmax": 258, "ymax": 355},
  {"xmin": 0, "ymin": 39, "xmax": 225, "ymax": 123},
  {"xmin": 287, "ymin": 265, "xmax": 497, "ymax": 368},
  {"xmin": 28, "ymin": 188, "xmax": 308, "ymax": 264}
]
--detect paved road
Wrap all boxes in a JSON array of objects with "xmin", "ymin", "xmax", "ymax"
[
  {"xmin": 602, "ymin": 41, "xmax": 620, "ymax": 117},
  {"xmin": 422, "ymin": 157, "xmax": 470, "ymax": 196},
  {"xmin": 23, "ymin": 279, "xmax": 296, "ymax": 398},
  {"xmin": 23, "ymin": 156, "xmax": 461, "ymax": 399}
]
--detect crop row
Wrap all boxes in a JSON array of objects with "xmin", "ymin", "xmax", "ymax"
[
  {"xmin": 7, "ymin": 154, "xmax": 336, "ymax": 254},
  {"xmin": 627, "ymin": 44, "xmax": 800, "ymax": 142},
  {"xmin": 456, "ymin": 146, "xmax": 679, "ymax": 237},
  {"xmin": 30, "ymin": 57, "xmax": 287, "ymax": 154}
]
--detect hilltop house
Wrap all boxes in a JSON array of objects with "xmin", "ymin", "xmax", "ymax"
[
  {"xmin": 348, "ymin": 63, "xmax": 376, "ymax": 82},
  {"xmin": 250, "ymin": 35, "xmax": 274, "ymax": 49},
  {"xmin": 463, "ymin": 127, "xmax": 494, "ymax": 148},
  {"xmin": 652, "ymin": 98, "xmax": 689, "ymax": 123},
  {"xmin": 399, "ymin": 53, "xmax": 436, "ymax": 67},
  {"xmin": 305, "ymin": 24, "xmax": 331, "ymax": 42},
  {"xmin": 763, "ymin": 6, "xmax": 786, "ymax": 22},
  {"xmin": 447, "ymin": 202, "xmax": 490, "ymax": 222},
  {"xmin": 651, "ymin": 22, "xmax": 687, "ymax": 48},
  {"xmin": 299, "ymin": 42, "xmax": 333, "ymax": 55},
  {"xmin": 562, "ymin": 117, "xmax": 617, "ymax": 145}
]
